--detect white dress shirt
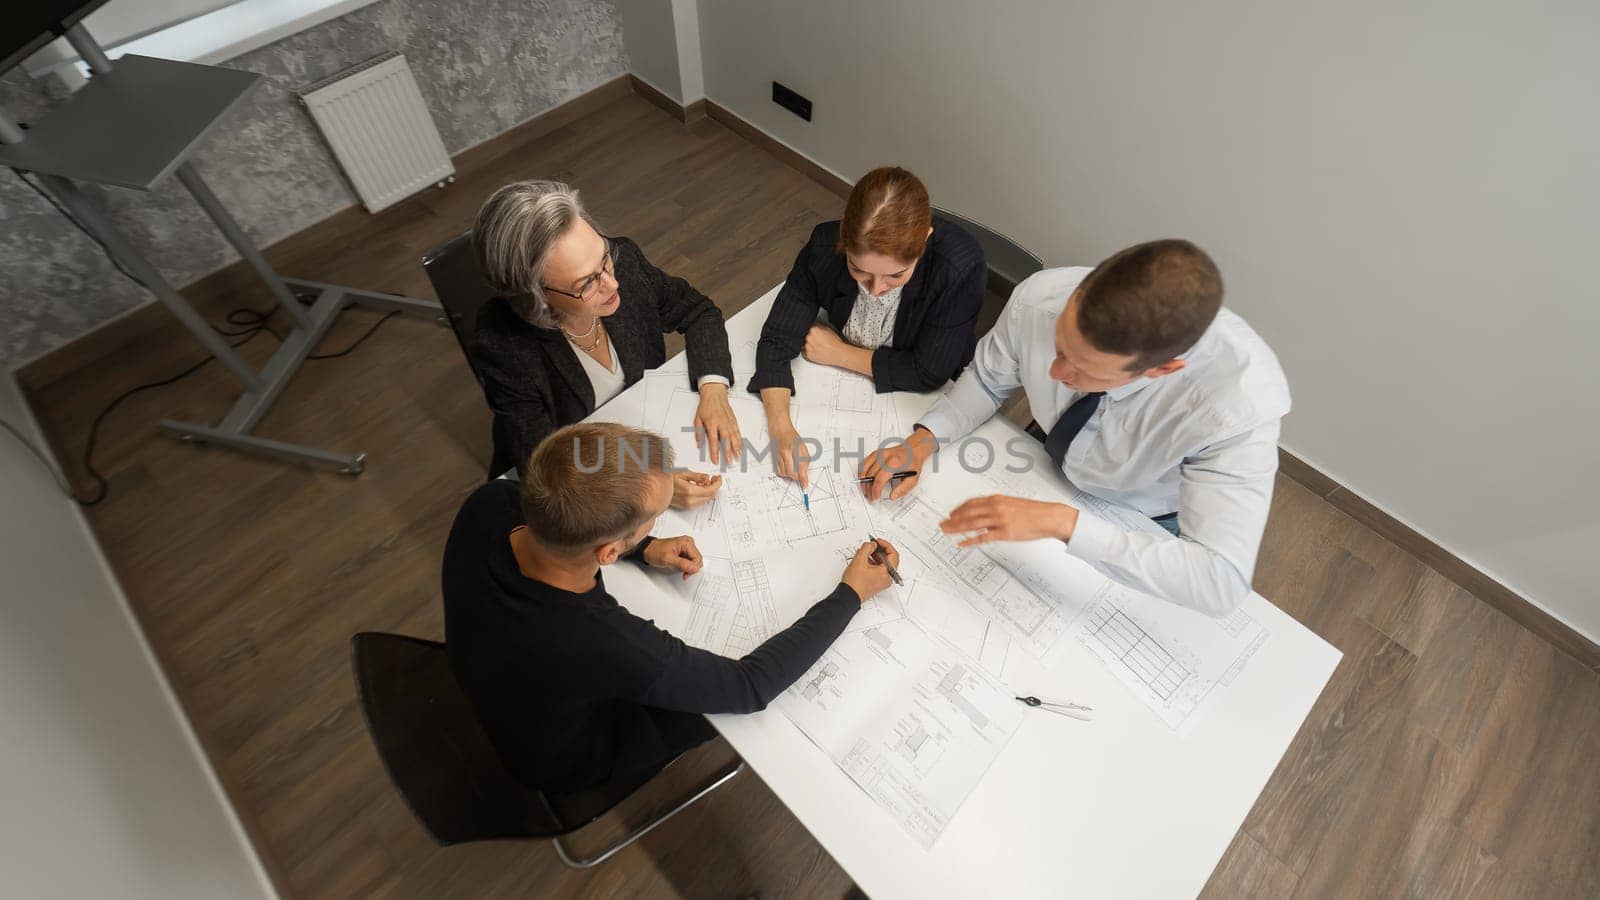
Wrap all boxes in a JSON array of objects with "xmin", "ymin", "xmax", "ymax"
[{"xmin": 918, "ymin": 267, "xmax": 1291, "ymax": 618}]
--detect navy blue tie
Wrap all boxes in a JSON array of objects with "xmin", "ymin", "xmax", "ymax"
[{"xmin": 1044, "ymin": 392, "xmax": 1104, "ymax": 473}]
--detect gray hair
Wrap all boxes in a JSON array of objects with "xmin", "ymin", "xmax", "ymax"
[{"xmin": 471, "ymin": 180, "xmax": 597, "ymax": 327}]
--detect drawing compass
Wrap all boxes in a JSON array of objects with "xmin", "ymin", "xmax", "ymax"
[{"xmin": 1016, "ymin": 695, "xmax": 1094, "ymax": 721}]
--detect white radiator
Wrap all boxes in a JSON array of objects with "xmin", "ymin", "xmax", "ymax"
[{"xmin": 298, "ymin": 52, "xmax": 455, "ymax": 213}]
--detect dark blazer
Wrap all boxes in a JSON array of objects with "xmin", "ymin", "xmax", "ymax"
[
  {"xmin": 748, "ymin": 217, "xmax": 987, "ymax": 396},
  {"xmin": 471, "ymin": 236, "xmax": 734, "ymax": 476}
]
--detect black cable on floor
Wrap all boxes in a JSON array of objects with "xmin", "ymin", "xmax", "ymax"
[
  {"xmin": 75, "ymin": 323, "xmax": 274, "ymax": 506},
  {"xmin": 11, "ymin": 164, "xmax": 404, "ymax": 506},
  {"xmin": 309, "ymin": 310, "xmax": 401, "ymax": 359},
  {"xmin": 72, "ymin": 306, "xmax": 403, "ymax": 507}
]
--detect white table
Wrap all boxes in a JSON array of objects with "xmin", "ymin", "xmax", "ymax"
[{"xmin": 591, "ymin": 287, "xmax": 1340, "ymax": 899}]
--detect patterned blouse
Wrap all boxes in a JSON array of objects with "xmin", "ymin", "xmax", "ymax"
[{"xmin": 841, "ymin": 282, "xmax": 904, "ymax": 350}]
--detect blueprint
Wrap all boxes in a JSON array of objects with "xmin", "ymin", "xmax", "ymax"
[
  {"xmin": 680, "ymin": 556, "xmax": 785, "ymax": 657},
  {"xmin": 776, "ymin": 617, "xmax": 1024, "ymax": 849},
  {"xmin": 874, "ymin": 495, "xmax": 1070, "ymax": 661},
  {"xmin": 969, "ymin": 474, "xmax": 1275, "ymax": 733},
  {"xmin": 1068, "ymin": 580, "xmax": 1270, "ymax": 733}
]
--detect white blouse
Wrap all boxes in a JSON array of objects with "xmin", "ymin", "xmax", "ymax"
[{"xmin": 574, "ymin": 333, "xmax": 625, "ymax": 407}]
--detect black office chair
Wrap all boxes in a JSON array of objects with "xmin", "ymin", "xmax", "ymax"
[
  {"xmin": 421, "ymin": 232, "xmax": 518, "ymax": 477},
  {"xmin": 421, "ymin": 231, "xmax": 491, "ymax": 375},
  {"xmin": 933, "ymin": 207, "xmax": 1045, "ymax": 292},
  {"xmin": 350, "ymin": 632, "xmax": 744, "ymax": 868}
]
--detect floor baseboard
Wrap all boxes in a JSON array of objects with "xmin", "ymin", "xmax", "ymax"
[
  {"xmin": 1278, "ymin": 448, "xmax": 1598, "ymax": 670},
  {"xmin": 626, "ymin": 75, "xmax": 710, "ymax": 126}
]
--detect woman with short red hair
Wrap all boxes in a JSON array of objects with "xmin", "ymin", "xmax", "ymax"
[{"xmin": 748, "ymin": 166, "xmax": 987, "ymax": 486}]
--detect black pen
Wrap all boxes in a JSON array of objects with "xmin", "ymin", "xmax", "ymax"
[
  {"xmin": 866, "ymin": 533, "xmax": 903, "ymax": 586},
  {"xmin": 856, "ymin": 470, "xmax": 918, "ymax": 486}
]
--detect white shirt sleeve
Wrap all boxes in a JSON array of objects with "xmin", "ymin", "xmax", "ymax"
[
  {"xmin": 916, "ymin": 290, "xmax": 1028, "ymax": 441},
  {"xmin": 696, "ymin": 374, "xmax": 731, "ymax": 388},
  {"xmin": 1064, "ymin": 420, "xmax": 1280, "ymax": 618}
]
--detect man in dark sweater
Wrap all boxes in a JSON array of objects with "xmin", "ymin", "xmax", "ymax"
[{"xmin": 442, "ymin": 421, "xmax": 900, "ymax": 792}]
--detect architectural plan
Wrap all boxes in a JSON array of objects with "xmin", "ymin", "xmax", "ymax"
[
  {"xmin": 1070, "ymin": 580, "xmax": 1269, "ymax": 733},
  {"xmin": 900, "ymin": 578, "xmax": 1015, "ymax": 681},
  {"xmin": 776, "ymin": 617, "xmax": 1024, "ymax": 849},
  {"xmin": 875, "ymin": 496, "xmax": 1070, "ymax": 660},
  {"xmin": 680, "ymin": 556, "xmax": 784, "ymax": 657}
]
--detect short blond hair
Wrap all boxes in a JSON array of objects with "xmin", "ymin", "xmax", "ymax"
[
  {"xmin": 520, "ymin": 423, "xmax": 672, "ymax": 552},
  {"xmin": 472, "ymin": 180, "xmax": 597, "ymax": 326}
]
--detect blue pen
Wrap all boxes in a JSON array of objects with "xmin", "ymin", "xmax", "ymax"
[{"xmin": 803, "ymin": 491, "xmax": 810, "ymax": 511}]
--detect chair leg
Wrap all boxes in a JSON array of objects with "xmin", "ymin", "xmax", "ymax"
[{"xmin": 550, "ymin": 761, "xmax": 745, "ymax": 869}]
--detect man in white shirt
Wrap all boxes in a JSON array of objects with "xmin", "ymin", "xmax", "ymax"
[{"xmin": 859, "ymin": 239, "xmax": 1290, "ymax": 618}]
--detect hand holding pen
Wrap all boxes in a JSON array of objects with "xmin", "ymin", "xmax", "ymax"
[{"xmin": 866, "ymin": 534, "xmax": 903, "ymax": 586}]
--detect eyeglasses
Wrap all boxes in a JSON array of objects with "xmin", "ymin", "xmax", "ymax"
[{"xmin": 542, "ymin": 240, "xmax": 615, "ymax": 303}]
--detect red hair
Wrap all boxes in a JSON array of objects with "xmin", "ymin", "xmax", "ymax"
[{"xmin": 838, "ymin": 166, "xmax": 932, "ymax": 263}]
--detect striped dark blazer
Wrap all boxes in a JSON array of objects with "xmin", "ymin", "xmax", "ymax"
[{"xmin": 748, "ymin": 217, "xmax": 986, "ymax": 396}]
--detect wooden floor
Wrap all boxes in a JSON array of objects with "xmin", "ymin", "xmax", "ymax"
[{"xmin": 21, "ymin": 92, "xmax": 1600, "ymax": 899}]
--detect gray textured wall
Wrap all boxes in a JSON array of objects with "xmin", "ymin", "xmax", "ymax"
[{"xmin": 0, "ymin": 0, "xmax": 627, "ymax": 370}]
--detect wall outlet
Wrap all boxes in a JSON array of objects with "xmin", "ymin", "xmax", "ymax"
[{"xmin": 771, "ymin": 81, "xmax": 812, "ymax": 122}]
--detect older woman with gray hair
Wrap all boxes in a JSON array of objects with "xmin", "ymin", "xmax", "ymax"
[{"xmin": 469, "ymin": 180, "xmax": 740, "ymax": 508}]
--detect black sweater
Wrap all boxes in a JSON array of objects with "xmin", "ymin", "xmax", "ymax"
[
  {"xmin": 442, "ymin": 480, "xmax": 859, "ymax": 790},
  {"xmin": 748, "ymin": 218, "xmax": 987, "ymax": 396},
  {"xmin": 471, "ymin": 236, "xmax": 735, "ymax": 476}
]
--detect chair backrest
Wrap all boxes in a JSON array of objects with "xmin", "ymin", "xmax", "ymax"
[
  {"xmin": 350, "ymin": 632, "xmax": 559, "ymax": 844},
  {"xmin": 933, "ymin": 208, "xmax": 1045, "ymax": 290},
  {"xmin": 421, "ymin": 230, "xmax": 493, "ymax": 381}
]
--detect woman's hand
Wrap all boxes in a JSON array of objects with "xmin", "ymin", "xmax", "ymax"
[
  {"xmin": 671, "ymin": 471, "xmax": 722, "ymax": 510},
  {"xmin": 760, "ymin": 388, "xmax": 813, "ymax": 488},
  {"xmin": 693, "ymin": 383, "xmax": 743, "ymax": 465},
  {"xmin": 802, "ymin": 324, "xmax": 848, "ymax": 367},
  {"xmin": 767, "ymin": 415, "xmax": 814, "ymax": 489},
  {"xmin": 642, "ymin": 535, "xmax": 704, "ymax": 580}
]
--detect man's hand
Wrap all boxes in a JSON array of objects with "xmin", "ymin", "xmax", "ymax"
[
  {"xmin": 670, "ymin": 471, "xmax": 722, "ymax": 510},
  {"xmin": 858, "ymin": 427, "xmax": 938, "ymax": 501},
  {"xmin": 642, "ymin": 535, "xmax": 704, "ymax": 580},
  {"xmin": 839, "ymin": 538, "xmax": 901, "ymax": 603},
  {"xmin": 802, "ymin": 323, "xmax": 848, "ymax": 367},
  {"xmin": 768, "ymin": 417, "xmax": 814, "ymax": 489},
  {"xmin": 939, "ymin": 495, "xmax": 1080, "ymax": 547},
  {"xmin": 693, "ymin": 383, "xmax": 743, "ymax": 465}
]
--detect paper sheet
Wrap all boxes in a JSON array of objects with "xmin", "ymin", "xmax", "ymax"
[{"xmin": 775, "ymin": 617, "xmax": 1025, "ymax": 849}]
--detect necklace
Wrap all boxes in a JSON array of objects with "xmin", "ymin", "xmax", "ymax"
[
  {"xmin": 561, "ymin": 315, "xmax": 599, "ymax": 340},
  {"xmin": 564, "ymin": 317, "xmax": 604, "ymax": 352}
]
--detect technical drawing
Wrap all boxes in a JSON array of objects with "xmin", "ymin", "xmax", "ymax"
[
  {"xmin": 937, "ymin": 664, "xmax": 991, "ymax": 731},
  {"xmin": 1083, "ymin": 603, "xmax": 1192, "ymax": 700},
  {"xmin": 775, "ymin": 619, "xmax": 1025, "ymax": 850},
  {"xmin": 1069, "ymin": 581, "xmax": 1270, "ymax": 733},
  {"xmin": 725, "ymin": 559, "xmax": 781, "ymax": 656},
  {"xmin": 775, "ymin": 469, "xmax": 849, "ymax": 541},
  {"xmin": 881, "ymin": 497, "xmax": 1069, "ymax": 659},
  {"xmin": 801, "ymin": 661, "xmax": 842, "ymax": 700}
]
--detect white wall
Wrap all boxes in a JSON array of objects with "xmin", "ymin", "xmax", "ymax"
[
  {"xmin": 0, "ymin": 378, "xmax": 275, "ymax": 899},
  {"xmin": 696, "ymin": 0, "xmax": 1600, "ymax": 640},
  {"xmin": 671, "ymin": 0, "xmax": 705, "ymax": 101},
  {"xmin": 619, "ymin": 0, "xmax": 707, "ymax": 103},
  {"xmin": 618, "ymin": 0, "xmax": 684, "ymax": 100}
]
